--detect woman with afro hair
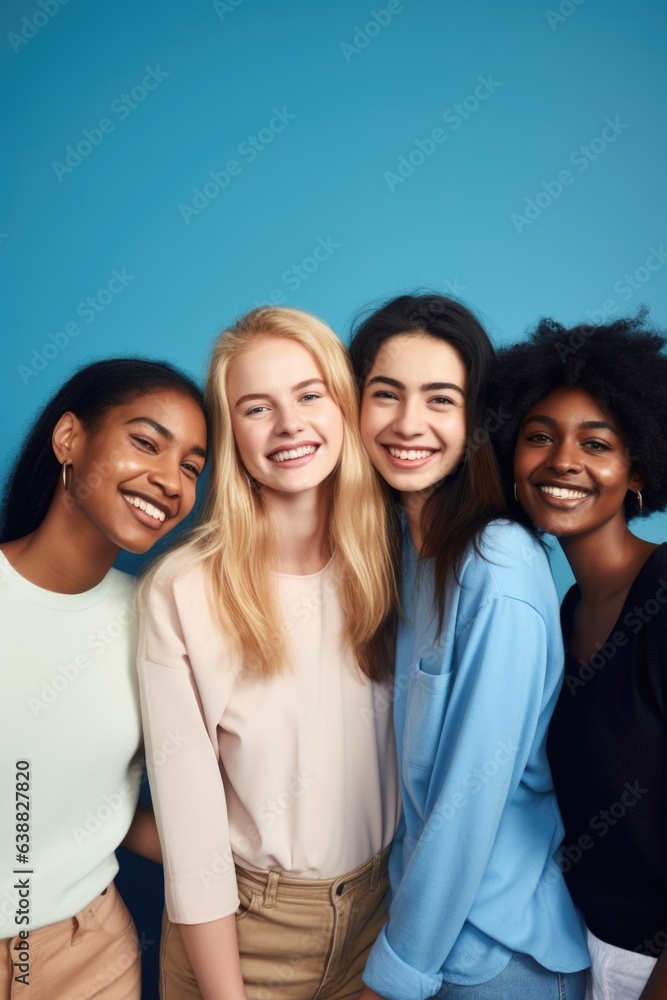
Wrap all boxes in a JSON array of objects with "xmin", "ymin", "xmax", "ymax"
[{"xmin": 492, "ymin": 312, "xmax": 667, "ymax": 1000}]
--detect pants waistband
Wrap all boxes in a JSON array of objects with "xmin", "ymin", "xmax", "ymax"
[
  {"xmin": 235, "ymin": 845, "xmax": 390, "ymax": 907},
  {"xmin": 1, "ymin": 885, "xmax": 111, "ymax": 947}
]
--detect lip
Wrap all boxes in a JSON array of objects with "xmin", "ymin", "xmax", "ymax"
[
  {"xmin": 380, "ymin": 443, "xmax": 440, "ymax": 470},
  {"xmin": 530, "ymin": 480, "xmax": 593, "ymax": 509},
  {"xmin": 120, "ymin": 490, "xmax": 175, "ymax": 529},
  {"xmin": 266, "ymin": 442, "xmax": 321, "ymax": 468}
]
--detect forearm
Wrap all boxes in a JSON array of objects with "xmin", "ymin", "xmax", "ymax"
[
  {"xmin": 178, "ymin": 915, "xmax": 246, "ymax": 1000},
  {"xmin": 639, "ymin": 948, "xmax": 667, "ymax": 1000},
  {"xmin": 120, "ymin": 803, "xmax": 162, "ymax": 863}
]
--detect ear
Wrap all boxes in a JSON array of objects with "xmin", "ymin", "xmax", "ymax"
[
  {"xmin": 628, "ymin": 466, "xmax": 645, "ymax": 493},
  {"xmin": 52, "ymin": 412, "xmax": 87, "ymax": 465}
]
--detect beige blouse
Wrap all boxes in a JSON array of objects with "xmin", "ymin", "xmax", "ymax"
[{"xmin": 137, "ymin": 555, "xmax": 400, "ymax": 924}]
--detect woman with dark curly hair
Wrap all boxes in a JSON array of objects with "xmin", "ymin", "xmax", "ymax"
[{"xmin": 492, "ymin": 314, "xmax": 667, "ymax": 1000}]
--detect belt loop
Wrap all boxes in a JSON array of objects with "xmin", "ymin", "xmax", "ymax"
[
  {"xmin": 71, "ymin": 910, "xmax": 86, "ymax": 945},
  {"xmin": 263, "ymin": 870, "xmax": 280, "ymax": 909},
  {"xmin": 370, "ymin": 852, "xmax": 381, "ymax": 892}
]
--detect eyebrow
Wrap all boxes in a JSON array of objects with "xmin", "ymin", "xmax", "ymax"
[
  {"xmin": 234, "ymin": 378, "xmax": 326, "ymax": 408},
  {"xmin": 126, "ymin": 417, "xmax": 207, "ymax": 460},
  {"xmin": 366, "ymin": 375, "xmax": 465, "ymax": 396},
  {"xmin": 522, "ymin": 415, "xmax": 620, "ymax": 435}
]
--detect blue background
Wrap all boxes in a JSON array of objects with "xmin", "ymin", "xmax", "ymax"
[{"xmin": 3, "ymin": 0, "xmax": 666, "ymax": 995}]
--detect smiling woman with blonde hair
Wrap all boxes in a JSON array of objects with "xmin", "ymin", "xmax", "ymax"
[{"xmin": 138, "ymin": 306, "xmax": 400, "ymax": 1000}]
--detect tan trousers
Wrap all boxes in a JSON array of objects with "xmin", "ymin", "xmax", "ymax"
[
  {"xmin": 161, "ymin": 847, "xmax": 390, "ymax": 1000},
  {"xmin": 0, "ymin": 883, "xmax": 141, "ymax": 1000}
]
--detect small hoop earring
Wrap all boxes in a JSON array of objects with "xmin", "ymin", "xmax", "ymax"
[
  {"xmin": 62, "ymin": 461, "xmax": 72, "ymax": 492},
  {"xmin": 513, "ymin": 483, "xmax": 518, "ymax": 502},
  {"xmin": 636, "ymin": 489, "xmax": 643, "ymax": 515}
]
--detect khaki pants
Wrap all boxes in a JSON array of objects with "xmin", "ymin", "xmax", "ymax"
[
  {"xmin": 161, "ymin": 847, "xmax": 390, "ymax": 1000},
  {"xmin": 0, "ymin": 883, "xmax": 141, "ymax": 1000}
]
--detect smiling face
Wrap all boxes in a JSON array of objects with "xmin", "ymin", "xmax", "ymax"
[
  {"xmin": 359, "ymin": 333, "xmax": 468, "ymax": 500},
  {"xmin": 227, "ymin": 337, "xmax": 345, "ymax": 500},
  {"xmin": 514, "ymin": 385, "xmax": 643, "ymax": 540},
  {"xmin": 64, "ymin": 390, "xmax": 207, "ymax": 554}
]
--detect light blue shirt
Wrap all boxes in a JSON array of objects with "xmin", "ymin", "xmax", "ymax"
[{"xmin": 363, "ymin": 520, "xmax": 589, "ymax": 999}]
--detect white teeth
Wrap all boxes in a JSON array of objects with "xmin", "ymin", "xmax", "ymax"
[
  {"xmin": 270, "ymin": 445, "xmax": 317, "ymax": 463},
  {"xmin": 539, "ymin": 485, "xmax": 589, "ymax": 500},
  {"xmin": 387, "ymin": 447, "xmax": 435, "ymax": 461},
  {"xmin": 123, "ymin": 494, "xmax": 166, "ymax": 521}
]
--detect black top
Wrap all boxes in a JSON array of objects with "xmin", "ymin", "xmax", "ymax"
[{"xmin": 547, "ymin": 543, "xmax": 667, "ymax": 956}]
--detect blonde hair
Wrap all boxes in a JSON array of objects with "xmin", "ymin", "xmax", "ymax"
[{"xmin": 157, "ymin": 307, "xmax": 397, "ymax": 680}]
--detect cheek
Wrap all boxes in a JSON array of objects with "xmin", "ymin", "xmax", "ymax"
[
  {"xmin": 177, "ymin": 481, "xmax": 199, "ymax": 521},
  {"xmin": 513, "ymin": 443, "xmax": 533, "ymax": 482},
  {"xmin": 359, "ymin": 400, "xmax": 379, "ymax": 450},
  {"xmin": 229, "ymin": 419, "xmax": 256, "ymax": 467},
  {"xmin": 439, "ymin": 412, "xmax": 467, "ymax": 456}
]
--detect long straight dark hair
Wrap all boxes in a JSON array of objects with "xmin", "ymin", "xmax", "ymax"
[
  {"xmin": 1, "ymin": 358, "xmax": 206, "ymax": 543},
  {"xmin": 349, "ymin": 294, "xmax": 507, "ymax": 631}
]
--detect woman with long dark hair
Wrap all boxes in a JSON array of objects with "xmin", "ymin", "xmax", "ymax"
[
  {"xmin": 349, "ymin": 294, "xmax": 589, "ymax": 1000},
  {"xmin": 492, "ymin": 315, "xmax": 667, "ymax": 1000},
  {"xmin": 0, "ymin": 358, "xmax": 207, "ymax": 999}
]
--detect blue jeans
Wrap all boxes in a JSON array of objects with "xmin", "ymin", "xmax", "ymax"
[{"xmin": 436, "ymin": 951, "xmax": 587, "ymax": 999}]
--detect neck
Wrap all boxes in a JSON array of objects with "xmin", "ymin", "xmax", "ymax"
[
  {"xmin": 2, "ymin": 492, "xmax": 119, "ymax": 593},
  {"xmin": 265, "ymin": 485, "xmax": 332, "ymax": 575},
  {"xmin": 560, "ymin": 515, "xmax": 656, "ymax": 604},
  {"xmin": 400, "ymin": 490, "xmax": 426, "ymax": 553}
]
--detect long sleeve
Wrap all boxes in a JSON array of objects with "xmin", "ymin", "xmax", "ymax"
[
  {"xmin": 363, "ymin": 596, "xmax": 551, "ymax": 999},
  {"xmin": 137, "ymin": 574, "xmax": 240, "ymax": 923}
]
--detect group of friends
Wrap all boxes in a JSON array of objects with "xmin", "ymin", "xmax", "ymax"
[{"xmin": 2, "ymin": 294, "xmax": 666, "ymax": 1000}]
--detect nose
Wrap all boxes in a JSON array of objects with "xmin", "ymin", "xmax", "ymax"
[
  {"xmin": 274, "ymin": 403, "xmax": 306, "ymax": 438},
  {"xmin": 147, "ymin": 453, "xmax": 183, "ymax": 498},
  {"xmin": 391, "ymin": 397, "xmax": 426, "ymax": 439},
  {"xmin": 547, "ymin": 436, "xmax": 583, "ymax": 475}
]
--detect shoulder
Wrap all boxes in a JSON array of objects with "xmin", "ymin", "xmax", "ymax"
[
  {"xmin": 458, "ymin": 520, "xmax": 557, "ymax": 615},
  {"xmin": 104, "ymin": 567, "xmax": 137, "ymax": 602},
  {"xmin": 145, "ymin": 544, "xmax": 207, "ymax": 594},
  {"xmin": 140, "ymin": 545, "xmax": 212, "ymax": 621},
  {"xmin": 629, "ymin": 543, "xmax": 667, "ymax": 622}
]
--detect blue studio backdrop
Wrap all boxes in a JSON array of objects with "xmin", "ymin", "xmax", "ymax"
[{"xmin": 4, "ymin": 1, "xmax": 667, "ymax": 996}]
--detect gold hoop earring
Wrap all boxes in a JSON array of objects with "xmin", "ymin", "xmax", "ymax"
[
  {"xmin": 636, "ymin": 489, "xmax": 643, "ymax": 515},
  {"xmin": 62, "ymin": 462, "xmax": 72, "ymax": 492}
]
